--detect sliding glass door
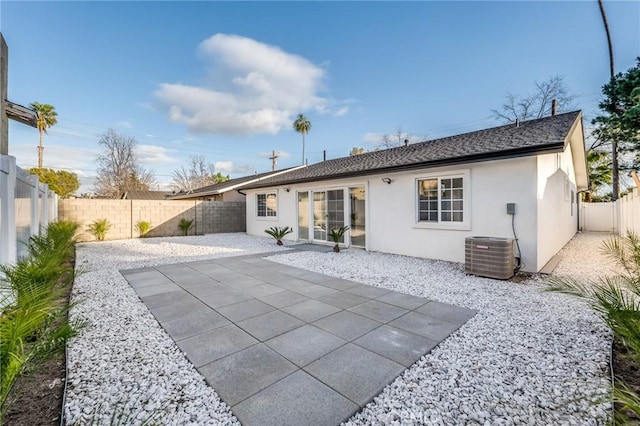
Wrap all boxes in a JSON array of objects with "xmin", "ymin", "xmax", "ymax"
[
  {"xmin": 349, "ymin": 187, "xmax": 366, "ymax": 247},
  {"xmin": 298, "ymin": 191, "xmax": 309, "ymax": 240},
  {"xmin": 297, "ymin": 187, "xmax": 364, "ymax": 247}
]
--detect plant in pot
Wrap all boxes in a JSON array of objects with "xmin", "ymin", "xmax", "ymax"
[
  {"xmin": 329, "ymin": 226, "xmax": 350, "ymax": 253},
  {"xmin": 264, "ymin": 226, "xmax": 293, "ymax": 246}
]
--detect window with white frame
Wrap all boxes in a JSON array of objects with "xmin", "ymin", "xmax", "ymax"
[
  {"xmin": 417, "ymin": 176, "xmax": 464, "ymax": 223},
  {"xmin": 257, "ymin": 192, "xmax": 277, "ymax": 217}
]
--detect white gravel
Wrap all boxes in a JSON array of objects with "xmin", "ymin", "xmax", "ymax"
[
  {"xmin": 65, "ymin": 234, "xmax": 292, "ymax": 425},
  {"xmin": 66, "ymin": 232, "xmax": 614, "ymax": 425},
  {"xmin": 267, "ymin": 232, "xmax": 614, "ymax": 425}
]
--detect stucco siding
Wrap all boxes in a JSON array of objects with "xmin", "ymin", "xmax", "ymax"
[
  {"xmin": 536, "ymin": 143, "xmax": 578, "ymax": 271},
  {"xmin": 246, "ymin": 157, "xmax": 540, "ymax": 271}
]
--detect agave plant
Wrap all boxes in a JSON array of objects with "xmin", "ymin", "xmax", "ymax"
[
  {"xmin": 178, "ymin": 218, "xmax": 194, "ymax": 236},
  {"xmin": 87, "ymin": 218, "xmax": 111, "ymax": 241},
  {"xmin": 135, "ymin": 220, "xmax": 152, "ymax": 238},
  {"xmin": 264, "ymin": 226, "xmax": 293, "ymax": 246},
  {"xmin": 329, "ymin": 226, "xmax": 350, "ymax": 253}
]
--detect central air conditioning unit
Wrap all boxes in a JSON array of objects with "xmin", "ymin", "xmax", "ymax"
[{"xmin": 465, "ymin": 237, "xmax": 515, "ymax": 280}]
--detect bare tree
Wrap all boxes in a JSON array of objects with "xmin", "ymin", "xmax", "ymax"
[
  {"xmin": 94, "ymin": 129, "xmax": 155, "ymax": 198},
  {"xmin": 378, "ymin": 127, "xmax": 413, "ymax": 149},
  {"xmin": 170, "ymin": 155, "xmax": 228, "ymax": 192},
  {"xmin": 491, "ymin": 75, "xmax": 575, "ymax": 123}
]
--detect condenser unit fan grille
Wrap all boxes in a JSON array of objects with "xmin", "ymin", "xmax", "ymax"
[{"xmin": 465, "ymin": 237, "xmax": 515, "ymax": 280}]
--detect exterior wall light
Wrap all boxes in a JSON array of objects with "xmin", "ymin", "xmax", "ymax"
[{"xmin": 381, "ymin": 178, "xmax": 392, "ymax": 184}]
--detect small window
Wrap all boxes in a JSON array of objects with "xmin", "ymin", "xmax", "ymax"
[
  {"xmin": 418, "ymin": 175, "xmax": 464, "ymax": 223},
  {"xmin": 257, "ymin": 193, "xmax": 277, "ymax": 217}
]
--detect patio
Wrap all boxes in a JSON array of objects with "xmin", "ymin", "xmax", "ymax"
[
  {"xmin": 64, "ymin": 233, "xmax": 612, "ymax": 425},
  {"xmin": 121, "ymin": 252, "xmax": 475, "ymax": 426}
]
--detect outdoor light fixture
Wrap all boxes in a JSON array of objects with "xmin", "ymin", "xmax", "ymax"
[
  {"xmin": 381, "ymin": 178, "xmax": 392, "ymax": 184},
  {"xmin": 283, "ymin": 187, "xmax": 290, "ymax": 192}
]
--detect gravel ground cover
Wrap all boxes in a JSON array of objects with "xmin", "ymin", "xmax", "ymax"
[
  {"xmin": 65, "ymin": 234, "xmax": 292, "ymax": 425},
  {"xmin": 268, "ymin": 232, "xmax": 614, "ymax": 425},
  {"xmin": 66, "ymin": 232, "xmax": 614, "ymax": 425}
]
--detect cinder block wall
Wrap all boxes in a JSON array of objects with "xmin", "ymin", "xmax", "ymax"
[{"xmin": 58, "ymin": 199, "xmax": 246, "ymax": 241}]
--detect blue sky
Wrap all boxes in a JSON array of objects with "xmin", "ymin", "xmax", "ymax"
[{"xmin": 2, "ymin": 1, "xmax": 639, "ymax": 194}]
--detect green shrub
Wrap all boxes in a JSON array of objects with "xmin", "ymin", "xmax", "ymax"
[
  {"xmin": 87, "ymin": 218, "xmax": 111, "ymax": 241},
  {"xmin": 135, "ymin": 220, "xmax": 153, "ymax": 238},
  {"xmin": 264, "ymin": 226, "xmax": 293, "ymax": 246},
  {"xmin": 178, "ymin": 218, "xmax": 194, "ymax": 236},
  {"xmin": 0, "ymin": 220, "xmax": 82, "ymax": 421}
]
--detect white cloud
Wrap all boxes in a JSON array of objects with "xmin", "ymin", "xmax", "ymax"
[
  {"xmin": 136, "ymin": 144, "xmax": 179, "ymax": 165},
  {"xmin": 116, "ymin": 121, "xmax": 133, "ymax": 128},
  {"xmin": 11, "ymin": 143, "xmax": 99, "ymax": 195},
  {"xmin": 333, "ymin": 106, "xmax": 349, "ymax": 117},
  {"xmin": 156, "ymin": 34, "xmax": 344, "ymax": 135},
  {"xmin": 362, "ymin": 132, "xmax": 382, "ymax": 145},
  {"xmin": 214, "ymin": 160, "xmax": 254, "ymax": 175}
]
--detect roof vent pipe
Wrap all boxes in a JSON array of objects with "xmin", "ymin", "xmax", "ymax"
[
  {"xmin": 404, "ymin": 139, "xmax": 409, "ymax": 146},
  {"xmin": 515, "ymin": 118, "xmax": 519, "ymax": 128},
  {"xmin": 551, "ymin": 99, "xmax": 557, "ymax": 116}
]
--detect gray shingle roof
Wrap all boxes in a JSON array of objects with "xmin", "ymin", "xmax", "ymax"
[
  {"xmin": 244, "ymin": 111, "xmax": 582, "ymax": 189},
  {"xmin": 169, "ymin": 167, "xmax": 301, "ymax": 199}
]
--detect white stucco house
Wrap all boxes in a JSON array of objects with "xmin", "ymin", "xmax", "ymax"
[{"xmin": 243, "ymin": 111, "xmax": 588, "ymax": 273}]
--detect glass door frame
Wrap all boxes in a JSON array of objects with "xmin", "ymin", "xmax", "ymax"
[{"xmin": 295, "ymin": 182, "xmax": 368, "ymax": 249}]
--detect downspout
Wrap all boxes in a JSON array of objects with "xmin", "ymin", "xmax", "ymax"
[{"xmin": 236, "ymin": 189, "xmax": 246, "ymax": 196}]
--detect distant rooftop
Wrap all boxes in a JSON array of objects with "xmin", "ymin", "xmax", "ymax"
[{"xmin": 169, "ymin": 166, "xmax": 304, "ymax": 200}]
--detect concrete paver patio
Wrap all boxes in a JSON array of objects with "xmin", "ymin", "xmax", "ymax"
[{"xmin": 121, "ymin": 252, "xmax": 476, "ymax": 426}]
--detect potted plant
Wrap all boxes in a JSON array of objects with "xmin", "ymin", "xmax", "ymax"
[
  {"xmin": 329, "ymin": 225, "xmax": 350, "ymax": 253},
  {"xmin": 264, "ymin": 226, "xmax": 293, "ymax": 246}
]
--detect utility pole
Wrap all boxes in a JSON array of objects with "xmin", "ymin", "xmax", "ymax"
[{"xmin": 269, "ymin": 150, "xmax": 279, "ymax": 171}]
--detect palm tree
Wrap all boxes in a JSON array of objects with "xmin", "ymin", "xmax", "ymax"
[
  {"xmin": 30, "ymin": 102, "xmax": 58, "ymax": 168},
  {"xmin": 293, "ymin": 114, "xmax": 311, "ymax": 165},
  {"xmin": 597, "ymin": 0, "xmax": 618, "ymax": 200}
]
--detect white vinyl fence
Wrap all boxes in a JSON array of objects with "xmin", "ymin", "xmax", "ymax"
[
  {"xmin": 1, "ymin": 155, "xmax": 58, "ymax": 265},
  {"xmin": 580, "ymin": 188, "xmax": 640, "ymax": 235}
]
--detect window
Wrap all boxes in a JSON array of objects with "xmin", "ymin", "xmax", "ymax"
[
  {"xmin": 257, "ymin": 192, "xmax": 277, "ymax": 217},
  {"xmin": 418, "ymin": 176, "xmax": 464, "ymax": 223}
]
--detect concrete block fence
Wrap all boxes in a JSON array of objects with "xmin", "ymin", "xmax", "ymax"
[{"xmin": 58, "ymin": 199, "xmax": 246, "ymax": 241}]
